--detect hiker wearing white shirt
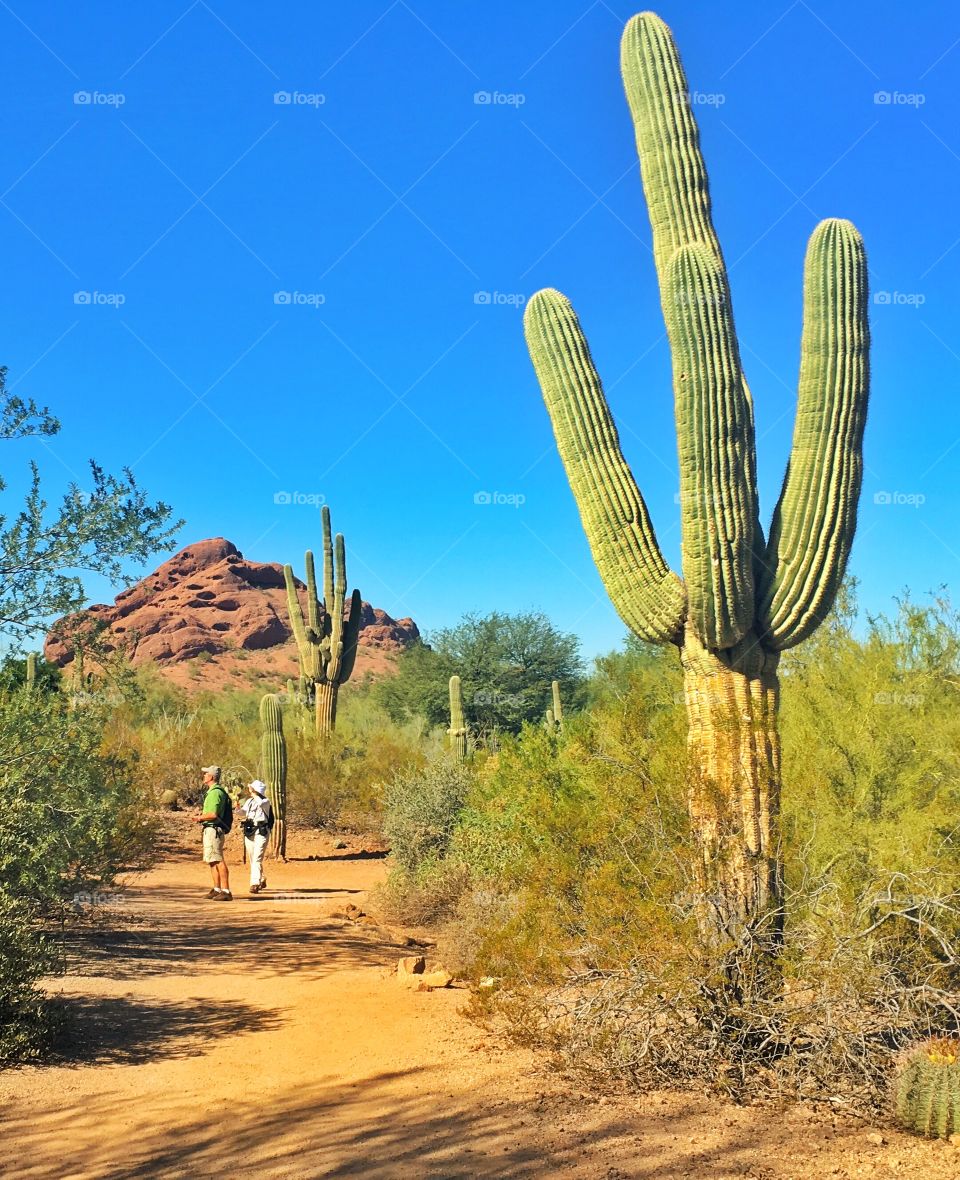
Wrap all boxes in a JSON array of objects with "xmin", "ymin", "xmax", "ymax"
[{"xmin": 240, "ymin": 780, "xmax": 274, "ymax": 895}]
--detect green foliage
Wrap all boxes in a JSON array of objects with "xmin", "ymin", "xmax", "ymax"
[
  {"xmin": 0, "ymin": 689, "xmax": 150, "ymax": 1060},
  {"xmin": 450, "ymin": 677, "xmax": 688, "ymax": 980},
  {"xmin": 896, "ymin": 1039, "xmax": 960, "ymax": 1138},
  {"xmin": 779, "ymin": 587, "xmax": 960, "ymax": 896},
  {"xmin": 0, "ymin": 651, "xmax": 61, "ymax": 695},
  {"xmin": 378, "ymin": 611, "xmax": 585, "ymax": 736},
  {"xmin": 383, "ymin": 759, "xmax": 474, "ymax": 875},
  {"xmin": 374, "ymin": 590, "xmax": 960, "ymax": 1109},
  {"xmin": 0, "ymin": 366, "xmax": 180, "ymax": 644}
]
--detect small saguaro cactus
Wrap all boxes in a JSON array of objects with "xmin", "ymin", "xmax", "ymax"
[
  {"xmin": 25, "ymin": 652, "xmax": 36, "ymax": 693},
  {"xmin": 550, "ymin": 680, "xmax": 563, "ymax": 733},
  {"xmin": 283, "ymin": 506, "xmax": 363, "ymax": 738},
  {"xmin": 448, "ymin": 675, "xmax": 467, "ymax": 761},
  {"xmin": 523, "ymin": 12, "xmax": 869, "ymax": 946},
  {"xmin": 896, "ymin": 1038, "xmax": 960, "ymax": 1138},
  {"xmin": 260, "ymin": 693, "xmax": 288, "ymax": 860}
]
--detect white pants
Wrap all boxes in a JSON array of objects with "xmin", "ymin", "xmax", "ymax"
[{"xmin": 245, "ymin": 832, "xmax": 269, "ymax": 886}]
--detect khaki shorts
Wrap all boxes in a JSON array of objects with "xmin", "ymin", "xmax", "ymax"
[{"xmin": 202, "ymin": 825, "xmax": 225, "ymax": 864}]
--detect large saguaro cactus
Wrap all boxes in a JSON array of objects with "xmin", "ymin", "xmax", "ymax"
[
  {"xmin": 524, "ymin": 12, "xmax": 869, "ymax": 946},
  {"xmin": 283, "ymin": 506, "xmax": 363, "ymax": 738},
  {"xmin": 260, "ymin": 693, "xmax": 288, "ymax": 859}
]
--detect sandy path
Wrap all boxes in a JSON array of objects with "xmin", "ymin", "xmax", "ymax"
[{"xmin": 1, "ymin": 830, "xmax": 958, "ymax": 1179}]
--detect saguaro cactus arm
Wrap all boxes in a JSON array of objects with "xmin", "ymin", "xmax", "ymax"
[
  {"xmin": 665, "ymin": 244, "xmax": 757, "ymax": 649},
  {"xmin": 339, "ymin": 588, "xmax": 363, "ymax": 683},
  {"xmin": 524, "ymin": 289, "xmax": 686, "ymax": 644},
  {"xmin": 621, "ymin": 12, "xmax": 726, "ymax": 296},
  {"xmin": 757, "ymin": 218, "xmax": 870, "ymax": 650},
  {"xmin": 283, "ymin": 563, "xmax": 319, "ymax": 680}
]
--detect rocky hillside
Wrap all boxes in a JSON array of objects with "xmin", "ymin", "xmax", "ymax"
[{"xmin": 45, "ymin": 538, "xmax": 420, "ymax": 694}]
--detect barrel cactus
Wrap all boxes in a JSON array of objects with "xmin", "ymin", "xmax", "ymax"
[
  {"xmin": 896, "ymin": 1038, "xmax": 960, "ymax": 1138},
  {"xmin": 260, "ymin": 693, "xmax": 288, "ymax": 859},
  {"xmin": 523, "ymin": 12, "xmax": 869, "ymax": 944},
  {"xmin": 448, "ymin": 675, "xmax": 467, "ymax": 761},
  {"xmin": 283, "ymin": 506, "xmax": 363, "ymax": 738}
]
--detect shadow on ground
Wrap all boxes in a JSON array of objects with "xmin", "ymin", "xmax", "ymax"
[
  {"xmin": 65, "ymin": 911, "xmax": 406, "ymax": 981},
  {"xmin": 0, "ymin": 1066, "xmax": 886, "ymax": 1180},
  {"xmin": 292, "ymin": 849, "xmax": 389, "ymax": 862},
  {"xmin": 50, "ymin": 994, "xmax": 284, "ymax": 1066}
]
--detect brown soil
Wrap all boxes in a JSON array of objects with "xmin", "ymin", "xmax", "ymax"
[{"xmin": 2, "ymin": 828, "xmax": 958, "ymax": 1179}]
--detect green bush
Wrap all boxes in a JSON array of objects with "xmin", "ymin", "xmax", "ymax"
[
  {"xmin": 383, "ymin": 758, "xmax": 473, "ymax": 874},
  {"xmin": 0, "ymin": 687, "xmax": 152, "ymax": 1061},
  {"xmin": 438, "ymin": 591, "xmax": 960, "ymax": 1109}
]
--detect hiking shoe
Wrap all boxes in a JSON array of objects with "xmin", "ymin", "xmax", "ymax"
[
  {"xmin": 260, "ymin": 879, "xmax": 267, "ymax": 891},
  {"xmin": 249, "ymin": 884, "xmax": 260, "ymax": 895},
  {"xmin": 213, "ymin": 891, "xmax": 233, "ymax": 902},
  {"xmin": 205, "ymin": 889, "xmax": 220, "ymax": 899}
]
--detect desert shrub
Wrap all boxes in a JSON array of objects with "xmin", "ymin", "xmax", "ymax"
[
  {"xmin": 0, "ymin": 687, "xmax": 152, "ymax": 1061},
  {"xmin": 376, "ymin": 858, "xmax": 473, "ymax": 927},
  {"xmin": 383, "ymin": 758, "xmax": 474, "ymax": 873},
  {"xmin": 285, "ymin": 691, "xmax": 433, "ymax": 832},
  {"xmin": 450, "ymin": 593, "xmax": 960, "ymax": 1111},
  {"xmin": 372, "ymin": 757, "xmax": 477, "ymax": 924}
]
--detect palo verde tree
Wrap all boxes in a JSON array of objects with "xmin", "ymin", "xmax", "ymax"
[
  {"xmin": 524, "ymin": 13, "xmax": 869, "ymax": 948},
  {"xmin": 0, "ymin": 367, "xmax": 179, "ymax": 646}
]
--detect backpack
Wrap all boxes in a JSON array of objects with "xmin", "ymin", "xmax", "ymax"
[{"xmin": 210, "ymin": 786, "xmax": 233, "ymax": 833}]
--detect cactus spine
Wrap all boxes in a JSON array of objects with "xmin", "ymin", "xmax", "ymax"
[
  {"xmin": 896, "ymin": 1039, "xmax": 960, "ymax": 1138},
  {"xmin": 283, "ymin": 506, "xmax": 362, "ymax": 738},
  {"xmin": 260, "ymin": 693, "xmax": 287, "ymax": 860},
  {"xmin": 448, "ymin": 675, "xmax": 467, "ymax": 761},
  {"xmin": 523, "ymin": 12, "xmax": 869, "ymax": 946}
]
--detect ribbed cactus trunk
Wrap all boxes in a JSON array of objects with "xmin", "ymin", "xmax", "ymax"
[
  {"xmin": 260, "ymin": 694, "xmax": 288, "ymax": 860},
  {"xmin": 448, "ymin": 675, "xmax": 467, "ymax": 761},
  {"xmin": 681, "ymin": 627, "xmax": 782, "ymax": 940},
  {"xmin": 316, "ymin": 681, "xmax": 338, "ymax": 738},
  {"xmin": 524, "ymin": 12, "xmax": 869, "ymax": 952},
  {"xmin": 25, "ymin": 653, "xmax": 36, "ymax": 693}
]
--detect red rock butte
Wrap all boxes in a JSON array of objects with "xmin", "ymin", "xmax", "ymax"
[{"xmin": 45, "ymin": 538, "xmax": 420, "ymax": 693}]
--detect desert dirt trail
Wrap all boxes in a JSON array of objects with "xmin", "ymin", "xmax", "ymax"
[{"xmin": 1, "ymin": 829, "xmax": 958, "ymax": 1180}]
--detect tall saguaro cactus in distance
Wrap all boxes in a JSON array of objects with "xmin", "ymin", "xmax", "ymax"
[
  {"xmin": 448, "ymin": 675, "xmax": 467, "ymax": 761},
  {"xmin": 524, "ymin": 12, "xmax": 869, "ymax": 946},
  {"xmin": 260, "ymin": 693, "xmax": 288, "ymax": 859},
  {"xmin": 283, "ymin": 506, "xmax": 363, "ymax": 738}
]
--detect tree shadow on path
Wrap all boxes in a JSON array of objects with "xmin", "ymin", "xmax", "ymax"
[{"xmin": 49, "ymin": 994, "xmax": 283, "ymax": 1066}]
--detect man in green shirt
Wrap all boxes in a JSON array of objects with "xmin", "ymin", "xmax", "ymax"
[{"xmin": 194, "ymin": 765, "xmax": 232, "ymax": 901}]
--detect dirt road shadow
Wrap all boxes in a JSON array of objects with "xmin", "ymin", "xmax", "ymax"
[
  {"xmin": 67, "ymin": 911, "xmax": 407, "ymax": 981},
  {"xmin": 50, "ymin": 995, "xmax": 283, "ymax": 1066}
]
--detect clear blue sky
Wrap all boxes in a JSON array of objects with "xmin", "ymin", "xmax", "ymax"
[{"xmin": 3, "ymin": 0, "xmax": 958, "ymax": 658}]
